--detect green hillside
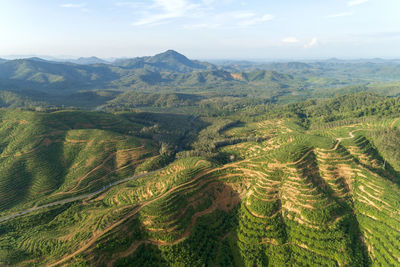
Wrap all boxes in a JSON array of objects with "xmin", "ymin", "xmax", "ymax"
[
  {"xmin": 0, "ymin": 109, "xmax": 208, "ymax": 216},
  {"xmin": 0, "ymin": 110, "xmax": 160, "ymax": 213},
  {"xmin": 0, "ymin": 90, "xmax": 47, "ymax": 108},
  {"xmin": 1, "ymin": 94, "xmax": 400, "ymax": 266}
]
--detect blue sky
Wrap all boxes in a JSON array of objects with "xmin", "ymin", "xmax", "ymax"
[{"xmin": 0, "ymin": 0, "xmax": 399, "ymax": 59}]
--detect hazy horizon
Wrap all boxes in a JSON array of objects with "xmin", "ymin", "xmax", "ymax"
[
  {"xmin": 1, "ymin": 0, "xmax": 400, "ymax": 59},
  {"xmin": 1, "ymin": 50, "xmax": 400, "ymax": 62}
]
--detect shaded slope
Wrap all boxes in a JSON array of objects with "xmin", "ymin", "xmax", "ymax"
[{"xmin": 0, "ymin": 110, "xmax": 158, "ymax": 213}]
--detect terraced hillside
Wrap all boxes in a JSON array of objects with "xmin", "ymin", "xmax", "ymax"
[
  {"xmin": 1, "ymin": 114, "xmax": 400, "ymax": 266},
  {"xmin": 0, "ymin": 110, "xmax": 163, "ymax": 215}
]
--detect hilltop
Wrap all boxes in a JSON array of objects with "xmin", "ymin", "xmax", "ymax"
[
  {"xmin": 65, "ymin": 56, "xmax": 110, "ymax": 65},
  {"xmin": 115, "ymin": 50, "xmax": 216, "ymax": 73}
]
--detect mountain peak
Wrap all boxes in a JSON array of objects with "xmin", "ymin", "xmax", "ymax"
[
  {"xmin": 77, "ymin": 56, "xmax": 101, "ymax": 60},
  {"xmin": 164, "ymin": 49, "xmax": 181, "ymax": 55},
  {"xmin": 26, "ymin": 57, "xmax": 48, "ymax": 62},
  {"xmin": 73, "ymin": 56, "xmax": 109, "ymax": 65},
  {"xmin": 152, "ymin": 50, "xmax": 191, "ymax": 63},
  {"xmin": 114, "ymin": 50, "xmax": 216, "ymax": 72}
]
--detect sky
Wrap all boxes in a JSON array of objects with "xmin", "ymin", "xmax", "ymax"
[{"xmin": 0, "ymin": 0, "xmax": 400, "ymax": 60}]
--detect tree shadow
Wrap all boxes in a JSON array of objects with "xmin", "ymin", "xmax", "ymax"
[
  {"xmin": 294, "ymin": 150, "xmax": 370, "ymax": 265},
  {"xmin": 99, "ymin": 181, "xmax": 241, "ymax": 266},
  {"xmin": 352, "ymin": 135, "xmax": 400, "ymax": 185}
]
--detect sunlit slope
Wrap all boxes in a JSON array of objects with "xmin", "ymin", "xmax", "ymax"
[
  {"xmin": 1, "ymin": 117, "xmax": 400, "ymax": 266},
  {"xmin": 0, "ymin": 110, "xmax": 157, "ymax": 213}
]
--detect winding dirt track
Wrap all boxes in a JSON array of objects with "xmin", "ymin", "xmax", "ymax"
[
  {"xmin": 320, "ymin": 129, "xmax": 358, "ymax": 152},
  {"xmin": 55, "ymin": 144, "xmax": 147, "ymax": 196},
  {"xmin": 47, "ymin": 166, "xmax": 223, "ymax": 266},
  {"xmin": 390, "ymin": 118, "xmax": 400, "ymax": 129},
  {"xmin": 0, "ymin": 171, "xmax": 157, "ymax": 224},
  {"xmin": 107, "ymin": 200, "xmax": 220, "ymax": 267}
]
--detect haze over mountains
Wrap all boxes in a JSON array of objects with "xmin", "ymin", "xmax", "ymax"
[
  {"xmin": 0, "ymin": 50, "xmax": 219, "ymax": 92},
  {"xmin": 1, "ymin": 49, "xmax": 400, "ymax": 112}
]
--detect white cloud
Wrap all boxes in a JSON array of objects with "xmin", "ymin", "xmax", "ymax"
[
  {"xmin": 128, "ymin": 1, "xmax": 273, "ymax": 28},
  {"xmin": 183, "ymin": 23, "xmax": 220, "ymax": 29},
  {"xmin": 348, "ymin": 0, "xmax": 368, "ymax": 6},
  {"xmin": 153, "ymin": 0, "xmax": 197, "ymax": 13},
  {"xmin": 304, "ymin": 37, "xmax": 318, "ymax": 48},
  {"xmin": 202, "ymin": 0, "xmax": 217, "ymax": 6},
  {"xmin": 327, "ymin": 12, "xmax": 353, "ymax": 18},
  {"xmin": 282, "ymin": 37, "xmax": 299, "ymax": 43},
  {"xmin": 233, "ymin": 12, "xmax": 255, "ymax": 19},
  {"xmin": 132, "ymin": 0, "xmax": 199, "ymax": 26},
  {"xmin": 238, "ymin": 14, "xmax": 274, "ymax": 26},
  {"xmin": 115, "ymin": 2, "xmax": 146, "ymax": 8},
  {"xmin": 60, "ymin": 3, "xmax": 86, "ymax": 8},
  {"xmin": 132, "ymin": 13, "xmax": 179, "ymax": 26}
]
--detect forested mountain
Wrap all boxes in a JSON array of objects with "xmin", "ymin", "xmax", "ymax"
[
  {"xmin": 115, "ymin": 50, "xmax": 216, "ymax": 72},
  {"xmin": 0, "ymin": 51, "xmax": 225, "ymax": 94},
  {"xmin": 0, "ymin": 58, "xmax": 119, "ymax": 92},
  {"xmin": 0, "ymin": 90, "xmax": 47, "ymax": 108},
  {"xmin": 226, "ymin": 60, "xmax": 400, "ymax": 82},
  {"xmin": 1, "ymin": 51, "xmax": 400, "ymax": 111},
  {"xmin": 65, "ymin": 56, "xmax": 111, "ymax": 65}
]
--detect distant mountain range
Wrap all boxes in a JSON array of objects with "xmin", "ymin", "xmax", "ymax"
[
  {"xmin": 0, "ymin": 50, "xmax": 292, "ymax": 95},
  {"xmin": 1, "ymin": 50, "xmax": 400, "ymax": 109},
  {"xmin": 63, "ymin": 56, "xmax": 111, "ymax": 65}
]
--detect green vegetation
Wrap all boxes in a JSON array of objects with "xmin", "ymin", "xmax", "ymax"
[
  {"xmin": 0, "ymin": 109, "xmax": 209, "ymax": 215},
  {"xmin": 1, "ymin": 52, "xmax": 400, "ymax": 266},
  {"xmin": 4, "ymin": 51, "xmax": 400, "ymax": 114},
  {"xmin": 2, "ymin": 100, "xmax": 400, "ymax": 266}
]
